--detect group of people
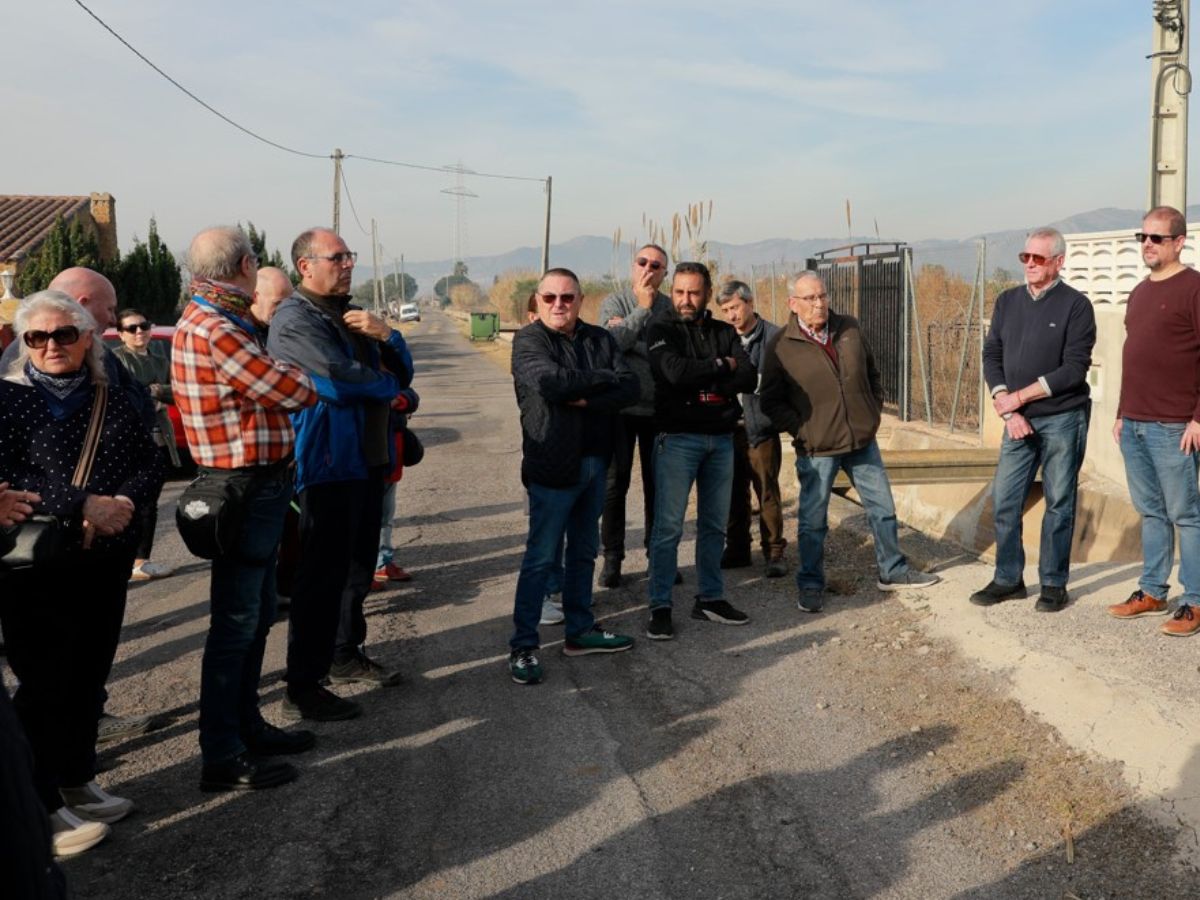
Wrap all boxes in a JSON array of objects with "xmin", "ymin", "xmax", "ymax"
[
  {"xmin": 507, "ymin": 204, "xmax": 1200, "ymax": 685},
  {"xmin": 507, "ymin": 246, "xmax": 941, "ymax": 683},
  {"xmin": 0, "ymin": 224, "xmax": 417, "ymax": 868}
]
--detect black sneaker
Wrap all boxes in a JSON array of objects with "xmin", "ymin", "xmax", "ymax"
[
  {"xmin": 509, "ymin": 648, "xmax": 543, "ymax": 684},
  {"xmin": 646, "ymin": 607, "xmax": 674, "ymax": 641},
  {"xmin": 691, "ymin": 597, "xmax": 750, "ymax": 625},
  {"xmin": 968, "ymin": 580, "xmax": 1027, "ymax": 607},
  {"xmin": 282, "ymin": 685, "xmax": 362, "ymax": 722},
  {"xmin": 720, "ymin": 549, "xmax": 752, "ymax": 569},
  {"xmin": 1035, "ymin": 585, "xmax": 1069, "ymax": 612},
  {"xmin": 598, "ymin": 558, "xmax": 622, "ymax": 589},
  {"xmin": 328, "ymin": 651, "xmax": 402, "ymax": 687},
  {"xmin": 200, "ymin": 752, "xmax": 297, "ymax": 793}
]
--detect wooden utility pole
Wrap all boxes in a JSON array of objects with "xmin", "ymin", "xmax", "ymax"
[
  {"xmin": 540, "ymin": 176, "xmax": 553, "ymax": 275},
  {"xmin": 371, "ymin": 218, "xmax": 381, "ymax": 315},
  {"xmin": 332, "ymin": 148, "xmax": 344, "ymax": 234},
  {"xmin": 1149, "ymin": 0, "xmax": 1191, "ymax": 211}
]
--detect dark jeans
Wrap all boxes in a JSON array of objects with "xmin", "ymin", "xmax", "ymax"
[
  {"xmin": 511, "ymin": 455, "xmax": 606, "ymax": 649},
  {"xmin": 134, "ymin": 446, "xmax": 173, "ymax": 560},
  {"xmin": 199, "ymin": 467, "xmax": 292, "ymax": 763},
  {"xmin": 0, "ymin": 553, "xmax": 132, "ymax": 810},
  {"xmin": 727, "ymin": 429, "xmax": 787, "ymax": 559},
  {"xmin": 286, "ymin": 470, "xmax": 387, "ymax": 689},
  {"xmin": 601, "ymin": 414, "xmax": 658, "ymax": 561}
]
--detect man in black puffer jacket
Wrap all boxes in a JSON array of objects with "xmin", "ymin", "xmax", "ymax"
[
  {"xmin": 644, "ymin": 262, "xmax": 757, "ymax": 641},
  {"xmin": 508, "ymin": 268, "xmax": 640, "ymax": 685}
]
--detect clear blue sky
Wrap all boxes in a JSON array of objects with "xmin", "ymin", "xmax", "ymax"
[{"xmin": 8, "ymin": 0, "xmax": 1180, "ymax": 266}]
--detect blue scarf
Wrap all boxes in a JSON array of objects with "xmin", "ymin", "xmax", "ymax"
[{"xmin": 25, "ymin": 361, "xmax": 93, "ymax": 420}]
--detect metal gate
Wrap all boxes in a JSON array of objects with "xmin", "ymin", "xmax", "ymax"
[{"xmin": 806, "ymin": 242, "xmax": 912, "ymax": 420}]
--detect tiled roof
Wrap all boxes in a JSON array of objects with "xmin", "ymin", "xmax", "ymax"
[{"xmin": 0, "ymin": 195, "xmax": 91, "ymax": 262}]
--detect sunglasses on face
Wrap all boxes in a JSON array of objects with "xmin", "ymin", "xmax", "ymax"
[
  {"xmin": 1135, "ymin": 232, "xmax": 1182, "ymax": 244},
  {"xmin": 121, "ymin": 321, "xmax": 153, "ymax": 333},
  {"xmin": 635, "ymin": 257, "xmax": 665, "ymax": 271},
  {"xmin": 23, "ymin": 326, "xmax": 82, "ymax": 349},
  {"xmin": 1018, "ymin": 252, "xmax": 1059, "ymax": 265},
  {"xmin": 538, "ymin": 292, "xmax": 578, "ymax": 305}
]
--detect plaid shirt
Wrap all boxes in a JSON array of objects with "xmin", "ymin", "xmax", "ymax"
[{"xmin": 171, "ymin": 299, "xmax": 317, "ymax": 469}]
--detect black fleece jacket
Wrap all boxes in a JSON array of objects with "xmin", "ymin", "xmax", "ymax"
[{"xmin": 646, "ymin": 308, "xmax": 756, "ymax": 434}]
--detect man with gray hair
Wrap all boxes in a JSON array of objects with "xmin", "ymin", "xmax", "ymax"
[
  {"xmin": 760, "ymin": 271, "xmax": 940, "ymax": 614},
  {"xmin": 971, "ymin": 228, "xmax": 1096, "ymax": 612},
  {"xmin": 172, "ymin": 226, "xmax": 320, "ymax": 791},
  {"xmin": 717, "ymin": 280, "xmax": 787, "ymax": 577}
]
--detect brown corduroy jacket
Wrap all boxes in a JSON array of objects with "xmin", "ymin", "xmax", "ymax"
[{"xmin": 759, "ymin": 311, "xmax": 884, "ymax": 457}]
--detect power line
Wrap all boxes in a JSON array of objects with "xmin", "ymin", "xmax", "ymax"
[
  {"xmin": 71, "ymin": 0, "xmax": 329, "ymax": 161},
  {"xmin": 338, "ymin": 169, "xmax": 372, "ymax": 237},
  {"xmin": 73, "ymin": 0, "xmax": 549, "ymax": 185}
]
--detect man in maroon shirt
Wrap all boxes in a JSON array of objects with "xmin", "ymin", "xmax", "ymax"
[{"xmin": 1108, "ymin": 205, "xmax": 1200, "ymax": 636}]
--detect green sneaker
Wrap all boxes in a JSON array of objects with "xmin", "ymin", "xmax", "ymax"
[
  {"xmin": 509, "ymin": 648, "xmax": 543, "ymax": 684},
  {"xmin": 562, "ymin": 627, "xmax": 634, "ymax": 656}
]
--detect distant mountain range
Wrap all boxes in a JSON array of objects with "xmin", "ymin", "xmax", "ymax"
[{"xmin": 369, "ymin": 205, "xmax": 1200, "ymax": 296}]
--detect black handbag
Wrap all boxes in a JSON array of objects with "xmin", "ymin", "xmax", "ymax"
[
  {"xmin": 175, "ymin": 466, "xmax": 265, "ymax": 560},
  {"xmin": 401, "ymin": 426, "xmax": 424, "ymax": 467},
  {"xmin": 0, "ymin": 385, "xmax": 108, "ymax": 572}
]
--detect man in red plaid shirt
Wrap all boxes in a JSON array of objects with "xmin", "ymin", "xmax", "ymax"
[{"xmin": 172, "ymin": 226, "xmax": 319, "ymax": 793}]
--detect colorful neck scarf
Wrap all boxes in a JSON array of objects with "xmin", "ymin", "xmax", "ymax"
[{"xmin": 192, "ymin": 277, "xmax": 253, "ymax": 317}]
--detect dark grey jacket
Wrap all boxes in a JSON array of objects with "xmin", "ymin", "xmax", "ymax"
[
  {"xmin": 598, "ymin": 287, "xmax": 671, "ymax": 418},
  {"xmin": 512, "ymin": 320, "xmax": 639, "ymax": 488},
  {"xmin": 737, "ymin": 316, "xmax": 782, "ymax": 446}
]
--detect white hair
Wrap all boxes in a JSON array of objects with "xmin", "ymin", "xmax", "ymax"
[{"xmin": 8, "ymin": 289, "xmax": 107, "ymax": 383}]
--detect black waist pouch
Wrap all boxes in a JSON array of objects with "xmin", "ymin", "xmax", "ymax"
[{"xmin": 175, "ymin": 467, "xmax": 264, "ymax": 560}]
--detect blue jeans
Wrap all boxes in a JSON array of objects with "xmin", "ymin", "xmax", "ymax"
[
  {"xmin": 199, "ymin": 468, "xmax": 292, "ymax": 764},
  {"xmin": 992, "ymin": 405, "xmax": 1090, "ymax": 587},
  {"xmin": 648, "ymin": 432, "xmax": 734, "ymax": 608},
  {"xmin": 1120, "ymin": 418, "xmax": 1200, "ymax": 605},
  {"xmin": 510, "ymin": 455, "xmax": 606, "ymax": 649},
  {"xmin": 794, "ymin": 440, "xmax": 906, "ymax": 590}
]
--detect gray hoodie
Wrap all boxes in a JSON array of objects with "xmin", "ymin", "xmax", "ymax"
[{"xmin": 598, "ymin": 287, "xmax": 671, "ymax": 418}]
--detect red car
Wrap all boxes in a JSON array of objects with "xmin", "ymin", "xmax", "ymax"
[{"xmin": 103, "ymin": 325, "xmax": 193, "ymax": 474}]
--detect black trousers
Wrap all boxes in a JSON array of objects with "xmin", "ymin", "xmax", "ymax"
[
  {"xmin": 0, "ymin": 552, "xmax": 132, "ymax": 811},
  {"xmin": 134, "ymin": 446, "xmax": 173, "ymax": 560},
  {"xmin": 600, "ymin": 414, "xmax": 659, "ymax": 561},
  {"xmin": 285, "ymin": 470, "xmax": 387, "ymax": 690}
]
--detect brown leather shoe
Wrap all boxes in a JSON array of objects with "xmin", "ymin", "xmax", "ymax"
[
  {"xmin": 1107, "ymin": 589, "xmax": 1168, "ymax": 619},
  {"xmin": 1162, "ymin": 604, "xmax": 1200, "ymax": 637}
]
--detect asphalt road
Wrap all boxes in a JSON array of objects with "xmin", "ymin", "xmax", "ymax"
[{"xmin": 45, "ymin": 311, "xmax": 1198, "ymax": 899}]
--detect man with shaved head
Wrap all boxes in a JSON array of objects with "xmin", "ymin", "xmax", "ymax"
[{"xmin": 252, "ymin": 266, "xmax": 293, "ymax": 329}]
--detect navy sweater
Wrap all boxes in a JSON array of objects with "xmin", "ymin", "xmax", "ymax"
[{"xmin": 982, "ymin": 281, "xmax": 1096, "ymax": 417}]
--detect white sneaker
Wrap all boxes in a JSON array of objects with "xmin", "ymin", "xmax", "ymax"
[
  {"xmin": 539, "ymin": 595, "xmax": 565, "ymax": 626},
  {"xmin": 50, "ymin": 806, "xmax": 110, "ymax": 857},
  {"xmin": 130, "ymin": 560, "xmax": 175, "ymax": 581},
  {"xmin": 60, "ymin": 781, "xmax": 134, "ymax": 823}
]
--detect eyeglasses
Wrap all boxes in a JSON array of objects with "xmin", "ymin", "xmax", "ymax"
[
  {"xmin": 23, "ymin": 326, "xmax": 82, "ymax": 349},
  {"xmin": 1017, "ymin": 252, "xmax": 1060, "ymax": 265},
  {"xmin": 789, "ymin": 292, "xmax": 829, "ymax": 304},
  {"xmin": 120, "ymin": 321, "xmax": 153, "ymax": 333},
  {"xmin": 1135, "ymin": 232, "xmax": 1183, "ymax": 244},
  {"xmin": 307, "ymin": 251, "xmax": 358, "ymax": 266},
  {"xmin": 538, "ymin": 292, "xmax": 578, "ymax": 305},
  {"xmin": 635, "ymin": 257, "xmax": 665, "ymax": 271}
]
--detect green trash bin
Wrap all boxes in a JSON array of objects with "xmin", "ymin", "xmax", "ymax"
[{"xmin": 469, "ymin": 311, "xmax": 499, "ymax": 341}]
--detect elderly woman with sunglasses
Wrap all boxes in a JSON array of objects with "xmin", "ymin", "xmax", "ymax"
[
  {"xmin": 111, "ymin": 307, "xmax": 179, "ymax": 581},
  {"xmin": 0, "ymin": 290, "xmax": 162, "ymax": 858}
]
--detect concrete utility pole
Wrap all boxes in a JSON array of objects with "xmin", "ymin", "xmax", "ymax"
[
  {"xmin": 371, "ymin": 218, "xmax": 381, "ymax": 315},
  {"xmin": 332, "ymin": 148, "xmax": 344, "ymax": 235},
  {"xmin": 540, "ymin": 176, "xmax": 553, "ymax": 275},
  {"xmin": 1149, "ymin": 0, "xmax": 1191, "ymax": 211}
]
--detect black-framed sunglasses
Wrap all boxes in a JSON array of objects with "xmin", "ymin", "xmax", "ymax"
[
  {"xmin": 307, "ymin": 251, "xmax": 358, "ymax": 265},
  {"xmin": 1017, "ymin": 252, "xmax": 1059, "ymax": 265},
  {"xmin": 23, "ymin": 326, "xmax": 82, "ymax": 349},
  {"xmin": 635, "ymin": 257, "xmax": 665, "ymax": 271},
  {"xmin": 1135, "ymin": 232, "xmax": 1183, "ymax": 244},
  {"xmin": 121, "ymin": 321, "xmax": 153, "ymax": 333}
]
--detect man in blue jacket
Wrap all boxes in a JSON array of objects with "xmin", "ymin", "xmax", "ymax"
[
  {"xmin": 267, "ymin": 227, "xmax": 415, "ymax": 720},
  {"xmin": 508, "ymin": 268, "xmax": 639, "ymax": 684},
  {"xmin": 973, "ymin": 227, "xmax": 1096, "ymax": 612}
]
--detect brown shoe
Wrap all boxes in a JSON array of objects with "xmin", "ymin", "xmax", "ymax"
[
  {"xmin": 1107, "ymin": 589, "xmax": 1168, "ymax": 619},
  {"xmin": 1162, "ymin": 604, "xmax": 1200, "ymax": 637}
]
